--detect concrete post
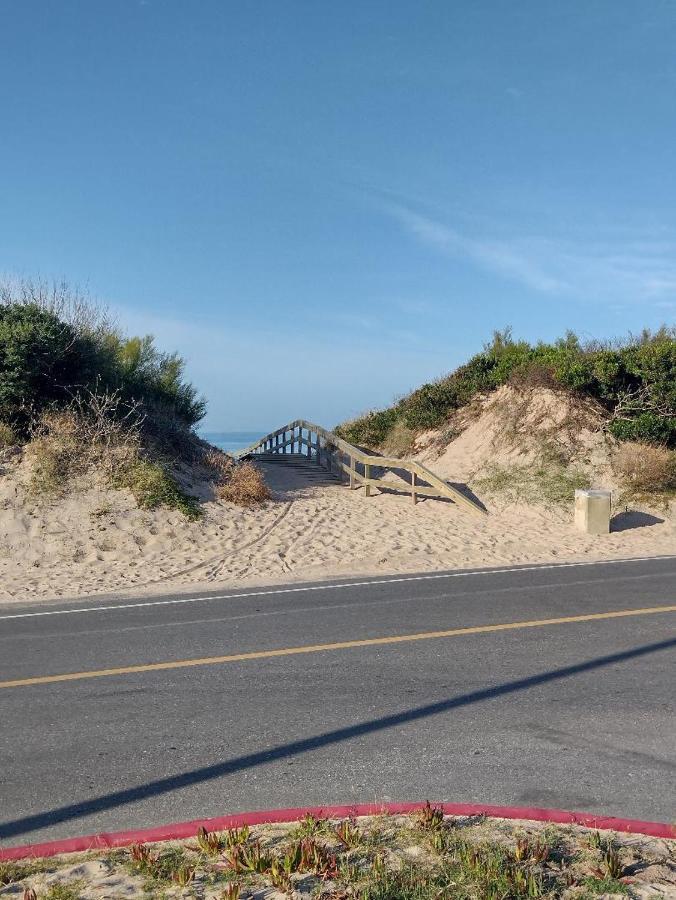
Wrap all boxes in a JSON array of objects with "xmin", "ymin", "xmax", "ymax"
[{"xmin": 574, "ymin": 489, "xmax": 611, "ymax": 535}]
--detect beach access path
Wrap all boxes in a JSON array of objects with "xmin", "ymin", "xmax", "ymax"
[{"xmin": 0, "ymin": 555, "xmax": 674, "ymax": 845}]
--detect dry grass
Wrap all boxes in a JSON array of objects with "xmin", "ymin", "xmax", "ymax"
[
  {"xmin": 28, "ymin": 411, "xmax": 97, "ymax": 495},
  {"xmin": 508, "ymin": 361, "xmax": 559, "ymax": 390},
  {"xmin": 0, "ymin": 422, "xmax": 17, "ymax": 448},
  {"xmin": 5, "ymin": 811, "xmax": 674, "ymax": 900},
  {"xmin": 216, "ymin": 460, "xmax": 271, "ymax": 506},
  {"xmin": 490, "ymin": 386, "xmax": 607, "ymax": 458},
  {"xmin": 202, "ymin": 446, "xmax": 235, "ymax": 480},
  {"xmin": 27, "ymin": 403, "xmax": 139, "ymax": 497},
  {"xmin": 200, "ymin": 445, "xmax": 270, "ymax": 506},
  {"xmin": 381, "ymin": 420, "xmax": 416, "ymax": 458},
  {"xmin": 25, "ymin": 394, "xmax": 203, "ymax": 518},
  {"xmin": 18, "ymin": 394, "xmax": 269, "ymax": 515},
  {"xmin": 475, "ymin": 460, "xmax": 591, "ymax": 505},
  {"xmin": 614, "ymin": 441, "xmax": 676, "ymax": 493}
]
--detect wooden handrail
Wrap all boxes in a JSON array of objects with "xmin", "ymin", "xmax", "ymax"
[{"xmin": 235, "ymin": 419, "xmax": 487, "ymax": 516}]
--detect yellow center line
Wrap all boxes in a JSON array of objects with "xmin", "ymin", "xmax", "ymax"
[{"xmin": 2, "ymin": 604, "xmax": 675, "ymax": 690}]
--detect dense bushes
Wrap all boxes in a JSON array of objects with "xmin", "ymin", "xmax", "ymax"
[
  {"xmin": 0, "ymin": 281, "xmax": 205, "ymax": 437},
  {"xmin": 0, "ymin": 303, "xmax": 83, "ymax": 431},
  {"xmin": 336, "ymin": 327, "xmax": 676, "ymax": 449},
  {"xmin": 0, "ymin": 280, "xmax": 270, "ymax": 516}
]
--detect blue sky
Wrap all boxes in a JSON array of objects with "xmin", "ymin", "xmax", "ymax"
[{"xmin": 2, "ymin": 1, "xmax": 676, "ymax": 430}]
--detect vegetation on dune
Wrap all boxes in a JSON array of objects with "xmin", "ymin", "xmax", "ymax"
[
  {"xmin": 112, "ymin": 457, "xmax": 203, "ymax": 520},
  {"xmin": 475, "ymin": 461, "xmax": 592, "ymax": 506},
  {"xmin": 613, "ymin": 441, "xmax": 676, "ymax": 495},
  {"xmin": 0, "ymin": 279, "xmax": 268, "ymax": 515},
  {"xmin": 336, "ymin": 327, "xmax": 676, "ymax": 497},
  {"xmin": 0, "ymin": 421, "xmax": 17, "ymax": 448},
  {"xmin": 0, "ymin": 279, "xmax": 205, "ymax": 436},
  {"xmin": 337, "ymin": 327, "xmax": 676, "ymax": 448}
]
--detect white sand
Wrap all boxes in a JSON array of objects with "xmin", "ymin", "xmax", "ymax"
[{"xmin": 0, "ymin": 448, "xmax": 674, "ymax": 606}]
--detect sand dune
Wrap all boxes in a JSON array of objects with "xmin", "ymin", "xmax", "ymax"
[{"xmin": 0, "ymin": 454, "xmax": 673, "ymax": 606}]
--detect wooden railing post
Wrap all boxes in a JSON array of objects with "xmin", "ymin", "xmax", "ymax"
[
  {"xmin": 411, "ymin": 470, "xmax": 417, "ymax": 505},
  {"xmin": 364, "ymin": 463, "xmax": 371, "ymax": 497},
  {"xmin": 349, "ymin": 455, "xmax": 356, "ymax": 489}
]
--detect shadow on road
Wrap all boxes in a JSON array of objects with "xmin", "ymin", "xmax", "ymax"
[{"xmin": 2, "ymin": 636, "xmax": 675, "ymax": 841}]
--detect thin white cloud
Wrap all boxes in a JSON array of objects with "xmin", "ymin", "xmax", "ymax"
[
  {"xmin": 387, "ymin": 205, "xmax": 568, "ymax": 293},
  {"xmin": 385, "ymin": 203, "xmax": 676, "ymax": 304}
]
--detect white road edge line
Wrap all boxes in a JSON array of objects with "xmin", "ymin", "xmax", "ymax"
[{"xmin": 1, "ymin": 555, "xmax": 675, "ymax": 621}]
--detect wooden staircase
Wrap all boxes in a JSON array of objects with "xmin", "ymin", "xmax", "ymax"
[
  {"xmin": 239, "ymin": 420, "xmax": 487, "ymax": 515},
  {"xmin": 254, "ymin": 452, "xmax": 341, "ymax": 485}
]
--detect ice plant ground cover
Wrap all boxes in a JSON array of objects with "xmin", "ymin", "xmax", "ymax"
[{"xmin": 1, "ymin": 808, "xmax": 674, "ymax": 900}]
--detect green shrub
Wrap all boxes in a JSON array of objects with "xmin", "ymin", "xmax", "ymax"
[
  {"xmin": 0, "ymin": 284, "xmax": 205, "ymax": 440},
  {"xmin": 0, "ymin": 303, "xmax": 82, "ymax": 430},
  {"xmin": 114, "ymin": 458, "xmax": 201, "ymax": 520},
  {"xmin": 609, "ymin": 412, "xmax": 676, "ymax": 445},
  {"xmin": 400, "ymin": 380, "xmax": 461, "ymax": 429},
  {"xmin": 0, "ymin": 421, "xmax": 16, "ymax": 448},
  {"xmin": 336, "ymin": 407, "xmax": 399, "ymax": 446},
  {"xmin": 339, "ymin": 327, "xmax": 676, "ymax": 450}
]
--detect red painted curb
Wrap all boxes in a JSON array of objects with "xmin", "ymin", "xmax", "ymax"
[{"xmin": 1, "ymin": 803, "xmax": 673, "ymax": 861}]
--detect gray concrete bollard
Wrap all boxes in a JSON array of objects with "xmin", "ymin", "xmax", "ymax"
[{"xmin": 574, "ymin": 488, "xmax": 611, "ymax": 535}]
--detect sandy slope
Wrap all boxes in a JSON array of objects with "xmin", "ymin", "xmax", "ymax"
[
  {"xmin": 413, "ymin": 385, "xmax": 614, "ymax": 483},
  {"xmin": 0, "ymin": 449, "xmax": 674, "ymax": 605}
]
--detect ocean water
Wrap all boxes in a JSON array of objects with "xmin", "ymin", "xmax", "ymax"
[{"xmin": 201, "ymin": 431, "xmax": 264, "ymax": 455}]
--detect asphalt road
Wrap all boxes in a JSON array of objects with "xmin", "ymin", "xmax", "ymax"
[{"xmin": 1, "ymin": 555, "xmax": 675, "ymax": 845}]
